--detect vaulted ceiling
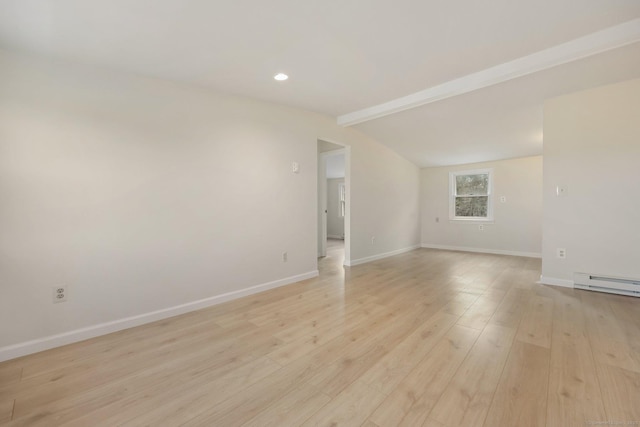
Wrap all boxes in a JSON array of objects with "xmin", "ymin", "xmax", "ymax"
[{"xmin": 1, "ymin": 0, "xmax": 639, "ymax": 166}]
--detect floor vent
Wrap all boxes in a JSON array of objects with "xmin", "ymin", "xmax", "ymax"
[{"xmin": 574, "ymin": 272, "xmax": 640, "ymax": 297}]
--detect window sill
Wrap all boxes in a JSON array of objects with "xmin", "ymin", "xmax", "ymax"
[{"xmin": 449, "ymin": 217, "xmax": 494, "ymax": 223}]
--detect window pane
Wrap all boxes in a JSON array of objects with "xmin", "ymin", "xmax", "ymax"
[
  {"xmin": 455, "ymin": 196, "xmax": 488, "ymax": 217},
  {"xmin": 456, "ymin": 174, "xmax": 488, "ymax": 196}
]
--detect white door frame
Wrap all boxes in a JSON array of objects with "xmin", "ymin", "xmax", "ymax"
[
  {"xmin": 318, "ymin": 152, "xmax": 328, "ymax": 258},
  {"xmin": 317, "ymin": 140, "xmax": 350, "ymax": 265}
]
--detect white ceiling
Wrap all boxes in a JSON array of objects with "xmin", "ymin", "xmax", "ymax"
[{"xmin": 1, "ymin": 0, "xmax": 639, "ymax": 166}]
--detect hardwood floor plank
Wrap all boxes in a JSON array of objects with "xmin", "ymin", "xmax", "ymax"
[
  {"xmin": 488, "ymin": 288, "xmax": 530, "ymax": 328},
  {"xmin": 421, "ymin": 418, "xmax": 447, "ymax": 427},
  {"xmin": 1, "ymin": 319, "xmax": 250, "ymax": 400},
  {"xmin": 595, "ymin": 364, "xmax": 640, "ymax": 425},
  {"xmin": 123, "ymin": 357, "xmax": 307, "ymax": 427},
  {"xmin": 369, "ymin": 325, "xmax": 479, "ymax": 427},
  {"xmin": 240, "ymin": 382, "xmax": 330, "ymax": 427},
  {"xmin": 456, "ymin": 295, "xmax": 502, "ymax": 330},
  {"xmin": 304, "ymin": 305, "xmax": 442, "ymax": 398},
  {"xmin": 11, "ymin": 356, "xmax": 282, "ymax": 427},
  {"xmin": 0, "ymin": 367, "xmax": 21, "ymax": 389},
  {"xmin": 16, "ymin": 310, "xmax": 225, "ymax": 381},
  {"xmin": 0, "ymin": 400, "xmax": 13, "ymax": 424},
  {"xmin": 359, "ymin": 310, "xmax": 459, "ymax": 395},
  {"xmin": 429, "ymin": 323, "xmax": 516, "ymax": 427},
  {"xmin": 441, "ymin": 292, "xmax": 479, "ymax": 316},
  {"xmin": 9, "ymin": 324, "xmax": 282, "ymax": 419},
  {"xmin": 580, "ymin": 291, "xmax": 629, "ymax": 342},
  {"xmin": 308, "ymin": 344, "xmax": 389, "ymax": 398},
  {"xmin": 546, "ymin": 290, "xmax": 607, "ymax": 427},
  {"xmin": 271, "ymin": 295, "xmax": 379, "ymax": 343},
  {"xmin": 0, "ymin": 250, "xmax": 637, "ymax": 427},
  {"xmin": 611, "ymin": 296, "xmax": 640, "ymax": 338},
  {"xmin": 176, "ymin": 358, "xmax": 329, "ymax": 427},
  {"xmin": 483, "ymin": 341, "xmax": 550, "ymax": 427},
  {"xmin": 488, "ymin": 267, "xmax": 522, "ymax": 291},
  {"xmin": 267, "ymin": 302, "xmax": 390, "ymax": 366},
  {"xmin": 516, "ymin": 295, "xmax": 553, "ymax": 348},
  {"xmin": 590, "ymin": 335, "xmax": 640, "ymax": 374},
  {"xmin": 299, "ymin": 380, "xmax": 387, "ymax": 427}
]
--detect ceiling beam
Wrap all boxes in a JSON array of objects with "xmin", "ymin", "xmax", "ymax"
[{"xmin": 337, "ymin": 18, "xmax": 640, "ymax": 127}]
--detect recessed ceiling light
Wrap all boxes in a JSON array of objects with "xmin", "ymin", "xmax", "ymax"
[{"xmin": 274, "ymin": 73, "xmax": 288, "ymax": 81}]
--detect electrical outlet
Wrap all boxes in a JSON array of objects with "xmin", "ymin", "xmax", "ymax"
[
  {"xmin": 500, "ymin": 196, "xmax": 507, "ymax": 203},
  {"xmin": 291, "ymin": 162, "xmax": 300, "ymax": 174},
  {"xmin": 557, "ymin": 248, "xmax": 566, "ymax": 259},
  {"xmin": 53, "ymin": 286, "xmax": 67, "ymax": 303},
  {"xmin": 478, "ymin": 224, "xmax": 484, "ymax": 231},
  {"xmin": 282, "ymin": 252, "xmax": 288, "ymax": 262}
]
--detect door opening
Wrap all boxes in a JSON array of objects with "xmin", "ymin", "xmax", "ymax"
[{"xmin": 317, "ymin": 139, "xmax": 349, "ymax": 270}]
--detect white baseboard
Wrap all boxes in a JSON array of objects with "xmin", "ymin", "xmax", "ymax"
[
  {"xmin": 345, "ymin": 245, "xmax": 420, "ymax": 267},
  {"xmin": 420, "ymin": 243, "xmax": 541, "ymax": 259},
  {"xmin": 538, "ymin": 275, "xmax": 574, "ymax": 288},
  {"xmin": 327, "ymin": 235, "xmax": 344, "ymax": 240},
  {"xmin": 0, "ymin": 270, "xmax": 319, "ymax": 362}
]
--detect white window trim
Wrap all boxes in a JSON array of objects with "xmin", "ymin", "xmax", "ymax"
[{"xmin": 449, "ymin": 168, "xmax": 494, "ymax": 222}]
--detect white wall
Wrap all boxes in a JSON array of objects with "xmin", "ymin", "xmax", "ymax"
[
  {"xmin": 542, "ymin": 78, "xmax": 640, "ymax": 284},
  {"xmin": 421, "ymin": 156, "xmax": 542, "ymax": 257},
  {"xmin": 327, "ymin": 178, "xmax": 345, "ymax": 239},
  {"xmin": 0, "ymin": 51, "xmax": 420, "ymax": 357},
  {"xmin": 349, "ymin": 141, "xmax": 421, "ymax": 264}
]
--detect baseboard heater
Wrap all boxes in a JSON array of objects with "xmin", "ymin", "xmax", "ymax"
[{"xmin": 574, "ymin": 272, "xmax": 640, "ymax": 297}]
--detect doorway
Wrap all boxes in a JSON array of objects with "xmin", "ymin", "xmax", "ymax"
[{"xmin": 317, "ymin": 139, "xmax": 350, "ymax": 269}]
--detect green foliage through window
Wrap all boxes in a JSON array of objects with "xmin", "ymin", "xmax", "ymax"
[
  {"xmin": 455, "ymin": 196, "xmax": 488, "ymax": 217},
  {"xmin": 452, "ymin": 172, "xmax": 490, "ymax": 218}
]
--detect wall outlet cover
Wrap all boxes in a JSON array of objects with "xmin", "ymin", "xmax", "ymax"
[{"xmin": 53, "ymin": 286, "xmax": 68, "ymax": 303}]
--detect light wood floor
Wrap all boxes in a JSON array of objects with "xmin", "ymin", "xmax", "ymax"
[
  {"xmin": 1, "ymin": 249, "xmax": 639, "ymax": 426},
  {"xmin": 326, "ymin": 238, "xmax": 344, "ymax": 251}
]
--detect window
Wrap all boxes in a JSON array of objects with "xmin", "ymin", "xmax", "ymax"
[
  {"xmin": 449, "ymin": 169, "xmax": 493, "ymax": 221},
  {"xmin": 339, "ymin": 183, "xmax": 345, "ymax": 217}
]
